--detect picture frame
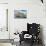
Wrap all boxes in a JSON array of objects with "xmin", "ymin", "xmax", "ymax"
[{"xmin": 14, "ymin": 10, "xmax": 27, "ymax": 18}]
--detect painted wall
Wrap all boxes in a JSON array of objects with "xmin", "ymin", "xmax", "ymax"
[{"xmin": 0, "ymin": 0, "xmax": 8, "ymax": 3}]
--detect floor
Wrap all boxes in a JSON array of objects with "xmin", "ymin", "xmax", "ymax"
[
  {"xmin": 19, "ymin": 41, "xmax": 43, "ymax": 46},
  {"xmin": 0, "ymin": 42, "xmax": 43, "ymax": 46},
  {"xmin": 0, "ymin": 43, "xmax": 13, "ymax": 46}
]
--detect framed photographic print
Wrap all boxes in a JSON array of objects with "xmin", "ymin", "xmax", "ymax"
[{"xmin": 14, "ymin": 10, "xmax": 27, "ymax": 18}]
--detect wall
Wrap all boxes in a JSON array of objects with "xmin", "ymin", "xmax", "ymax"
[{"xmin": 0, "ymin": 0, "xmax": 8, "ymax": 3}]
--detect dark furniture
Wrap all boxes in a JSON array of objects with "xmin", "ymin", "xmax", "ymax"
[
  {"xmin": 19, "ymin": 23, "xmax": 41, "ymax": 46},
  {"xmin": 41, "ymin": 0, "xmax": 43, "ymax": 3}
]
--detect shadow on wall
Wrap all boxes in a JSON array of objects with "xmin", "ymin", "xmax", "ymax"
[{"xmin": 40, "ymin": 25, "xmax": 45, "ymax": 46}]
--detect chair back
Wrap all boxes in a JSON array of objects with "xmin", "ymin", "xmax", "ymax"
[{"xmin": 27, "ymin": 23, "xmax": 40, "ymax": 36}]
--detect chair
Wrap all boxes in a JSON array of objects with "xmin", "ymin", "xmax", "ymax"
[
  {"xmin": 27, "ymin": 23, "xmax": 40, "ymax": 43},
  {"xmin": 19, "ymin": 23, "xmax": 40, "ymax": 46}
]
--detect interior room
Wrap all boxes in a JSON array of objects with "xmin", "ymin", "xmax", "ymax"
[{"xmin": 0, "ymin": 0, "xmax": 46, "ymax": 46}]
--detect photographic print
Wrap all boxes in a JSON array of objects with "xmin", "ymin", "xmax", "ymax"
[{"xmin": 14, "ymin": 10, "xmax": 27, "ymax": 18}]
